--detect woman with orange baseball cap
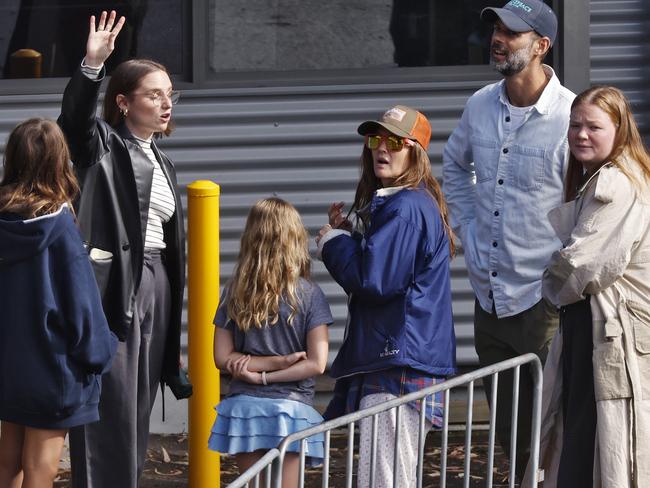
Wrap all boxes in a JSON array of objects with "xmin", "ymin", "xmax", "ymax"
[{"xmin": 316, "ymin": 105, "xmax": 457, "ymax": 487}]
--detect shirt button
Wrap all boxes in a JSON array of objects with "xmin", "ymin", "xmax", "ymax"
[
  {"xmin": 494, "ymin": 210, "xmax": 500, "ymax": 216},
  {"xmin": 505, "ymin": 116, "xmax": 511, "ymax": 122},
  {"xmin": 122, "ymin": 244, "xmax": 130, "ymax": 251},
  {"xmin": 488, "ymin": 290, "xmax": 493, "ymax": 298},
  {"xmin": 492, "ymin": 271, "xmax": 498, "ymax": 277},
  {"xmin": 498, "ymin": 179, "xmax": 504, "ymax": 185},
  {"xmin": 492, "ymin": 241, "xmax": 498, "ymax": 247},
  {"xmin": 503, "ymin": 148, "xmax": 509, "ymax": 154}
]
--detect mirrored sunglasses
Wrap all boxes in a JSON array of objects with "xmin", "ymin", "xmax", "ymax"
[{"xmin": 365, "ymin": 134, "xmax": 411, "ymax": 152}]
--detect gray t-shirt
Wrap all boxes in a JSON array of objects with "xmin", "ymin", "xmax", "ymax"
[{"xmin": 214, "ymin": 278, "xmax": 333, "ymax": 406}]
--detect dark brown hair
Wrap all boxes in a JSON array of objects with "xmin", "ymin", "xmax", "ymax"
[
  {"xmin": 103, "ymin": 59, "xmax": 174, "ymax": 137},
  {"xmin": 0, "ymin": 118, "xmax": 79, "ymax": 218},
  {"xmin": 352, "ymin": 143, "xmax": 456, "ymax": 256},
  {"xmin": 565, "ymin": 85, "xmax": 650, "ymax": 201}
]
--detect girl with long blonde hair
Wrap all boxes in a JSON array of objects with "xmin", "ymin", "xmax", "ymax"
[{"xmin": 210, "ymin": 197, "xmax": 332, "ymax": 487}]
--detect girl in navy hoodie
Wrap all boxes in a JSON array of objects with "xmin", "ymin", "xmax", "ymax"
[
  {"xmin": 0, "ymin": 118, "xmax": 117, "ymax": 488},
  {"xmin": 317, "ymin": 106, "xmax": 456, "ymax": 487}
]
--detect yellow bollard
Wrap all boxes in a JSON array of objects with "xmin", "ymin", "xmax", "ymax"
[{"xmin": 187, "ymin": 180, "xmax": 221, "ymax": 487}]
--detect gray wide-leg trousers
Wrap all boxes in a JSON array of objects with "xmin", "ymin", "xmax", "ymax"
[{"xmin": 70, "ymin": 251, "xmax": 171, "ymax": 488}]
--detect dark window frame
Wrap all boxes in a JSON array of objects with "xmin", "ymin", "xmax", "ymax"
[{"xmin": 0, "ymin": 0, "xmax": 590, "ymax": 95}]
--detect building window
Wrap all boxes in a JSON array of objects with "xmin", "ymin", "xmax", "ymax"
[
  {"xmin": 0, "ymin": 1, "xmax": 188, "ymax": 79},
  {"xmin": 207, "ymin": 0, "xmax": 504, "ymax": 75}
]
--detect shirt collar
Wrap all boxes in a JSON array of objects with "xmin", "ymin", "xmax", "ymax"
[
  {"xmin": 133, "ymin": 135, "xmax": 152, "ymax": 148},
  {"xmin": 355, "ymin": 185, "xmax": 409, "ymax": 226},
  {"xmin": 375, "ymin": 185, "xmax": 408, "ymax": 197},
  {"xmin": 498, "ymin": 65, "xmax": 559, "ymax": 116},
  {"xmin": 576, "ymin": 162, "xmax": 619, "ymax": 201},
  {"xmin": 116, "ymin": 123, "xmax": 154, "ymax": 146}
]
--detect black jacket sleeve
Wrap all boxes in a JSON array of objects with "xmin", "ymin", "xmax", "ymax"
[{"xmin": 57, "ymin": 66, "xmax": 106, "ymax": 169}]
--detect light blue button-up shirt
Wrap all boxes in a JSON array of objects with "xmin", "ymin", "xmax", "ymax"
[{"xmin": 442, "ymin": 66, "xmax": 575, "ymax": 318}]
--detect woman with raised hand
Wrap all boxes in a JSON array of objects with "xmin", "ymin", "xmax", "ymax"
[{"xmin": 57, "ymin": 10, "xmax": 189, "ymax": 488}]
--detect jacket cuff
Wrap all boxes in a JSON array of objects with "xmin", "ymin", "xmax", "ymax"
[
  {"xmin": 80, "ymin": 59, "xmax": 105, "ymax": 81},
  {"xmin": 317, "ymin": 228, "xmax": 351, "ymax": 260}
]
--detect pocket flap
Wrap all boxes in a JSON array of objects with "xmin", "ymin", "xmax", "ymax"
[
  {"xmin": 593, "ymin": 340, "xmax": 632, "ymax": 400},
  {"xmin": 629, "ymin": 249, "xmax": 650, "ymax": 265},
  {"xmin": 604, "ymin": 318, "xmax": 623, "ymax": 339},
  {"xmin": 627, "ymin": 301, "xmax": 650, "ymax": 355}
]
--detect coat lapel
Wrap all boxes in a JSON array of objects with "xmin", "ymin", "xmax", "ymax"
[{"xmin": 117, "ymin": 124, "xmax": 154, "ymax": 247}]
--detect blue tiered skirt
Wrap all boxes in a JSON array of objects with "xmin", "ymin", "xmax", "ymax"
[{"xmin": 208, "ymin": 395, "xmax": 325, "ymax": 461}]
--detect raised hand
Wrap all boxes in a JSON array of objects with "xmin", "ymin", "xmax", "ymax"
[
  {"xmin": 315, "ymin": 224, "xmax": 332, "ymax": 245},
  {"xmin": 328, "ymin": 202, "xmax": 353, "ymax": 231},
  {"xmin": 85, "ymin": 10, "xmax": 126, "ymax": 67}
]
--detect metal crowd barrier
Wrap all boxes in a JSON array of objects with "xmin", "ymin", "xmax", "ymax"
[{"xmin": 228, "ymin": 353, "xmax": 543, "ymax": 488}]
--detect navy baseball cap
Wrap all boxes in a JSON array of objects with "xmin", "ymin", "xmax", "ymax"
[{"xmin": 481, "ymin": 0, "xmax": 558, "ymax": 46}]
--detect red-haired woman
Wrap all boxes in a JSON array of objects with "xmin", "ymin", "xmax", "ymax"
[{"xmin": 534, "ymin": 86, "xmax": 650, "ymax": 487}]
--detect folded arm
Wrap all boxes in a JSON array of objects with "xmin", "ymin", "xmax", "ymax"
[
  {"xmin": 213, "ymin": 327, "xmax": 306, "ymax": 373},
  {"xmin": 544, "ymin": 177, "xmax": 645, "ymax": 306},
  {"xmin": 214, "ymin": 325, "xmax": 328, "ymax": 385}
]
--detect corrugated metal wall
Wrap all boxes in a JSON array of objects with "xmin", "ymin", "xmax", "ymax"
[
  {"xmin": 0, "ymin": 80, "xmax": 491, "ymax": 371},
  {"xmin": 169, "ymin": 80, "xmax": 493, "ymax": 371},
  {"xmin": 0, "ymin": 83, "xmax": 490, "ymax": 429},
  {"xmin": 590, "ymin": 0, "xmax": 650, "ymax": 139},
  {"xmin": 1, "ymin": 0, "xmax": 649, "ymax": 429}
]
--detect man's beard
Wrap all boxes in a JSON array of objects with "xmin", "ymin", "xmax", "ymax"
[{"xmin": 491, "ymin": 41, "xmax": 535, "ymax": 76}]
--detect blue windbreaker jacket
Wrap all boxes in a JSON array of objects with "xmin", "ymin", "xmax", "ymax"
[
  {"xmin": 0, "ymin": 206, "xmax": 117, "ymax": 428},
  {"xmin": 322, "ymin": 187, "xmax": 457, "ymax": 378}
]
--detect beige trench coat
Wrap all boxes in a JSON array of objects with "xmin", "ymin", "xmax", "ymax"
[{"xmin": 524, "ymin": 161, "xmax": 650, "ymax": 487}]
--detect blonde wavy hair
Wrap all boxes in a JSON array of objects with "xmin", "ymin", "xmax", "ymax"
[
  {"xmin": 352, "ymin": 143, "xmax": 456, "ymax": 256},
  {"xmin": 227, "ymin": 197, "xmax": 311, "ymax": 332}
]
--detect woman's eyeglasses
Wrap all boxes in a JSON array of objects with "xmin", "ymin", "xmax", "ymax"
[
  {"xmin": 134, "ymin": 90, "xmax": 181, "ymax": 106},
  {"xmin": 365, "ymin": 134, "xmax": 411, "ymax": 152}
]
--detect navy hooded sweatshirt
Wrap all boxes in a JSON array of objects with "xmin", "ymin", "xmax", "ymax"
[{"xmin": 0, "ymin": 205, "xmax": 117, "ymax": 429}]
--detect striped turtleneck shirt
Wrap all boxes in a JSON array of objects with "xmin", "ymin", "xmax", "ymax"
[{"xmin": 134, "ymin": 136, "xmax": 176, "ymax": 249}]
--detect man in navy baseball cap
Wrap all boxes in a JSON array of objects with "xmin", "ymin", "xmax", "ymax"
[
  {"xmin": 481, "ymin": 0, "xmax": 558, "ymax": 45},
  {"xmin": 442, "ymin": 0, "xmax": 575, "ymax": 484}
]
